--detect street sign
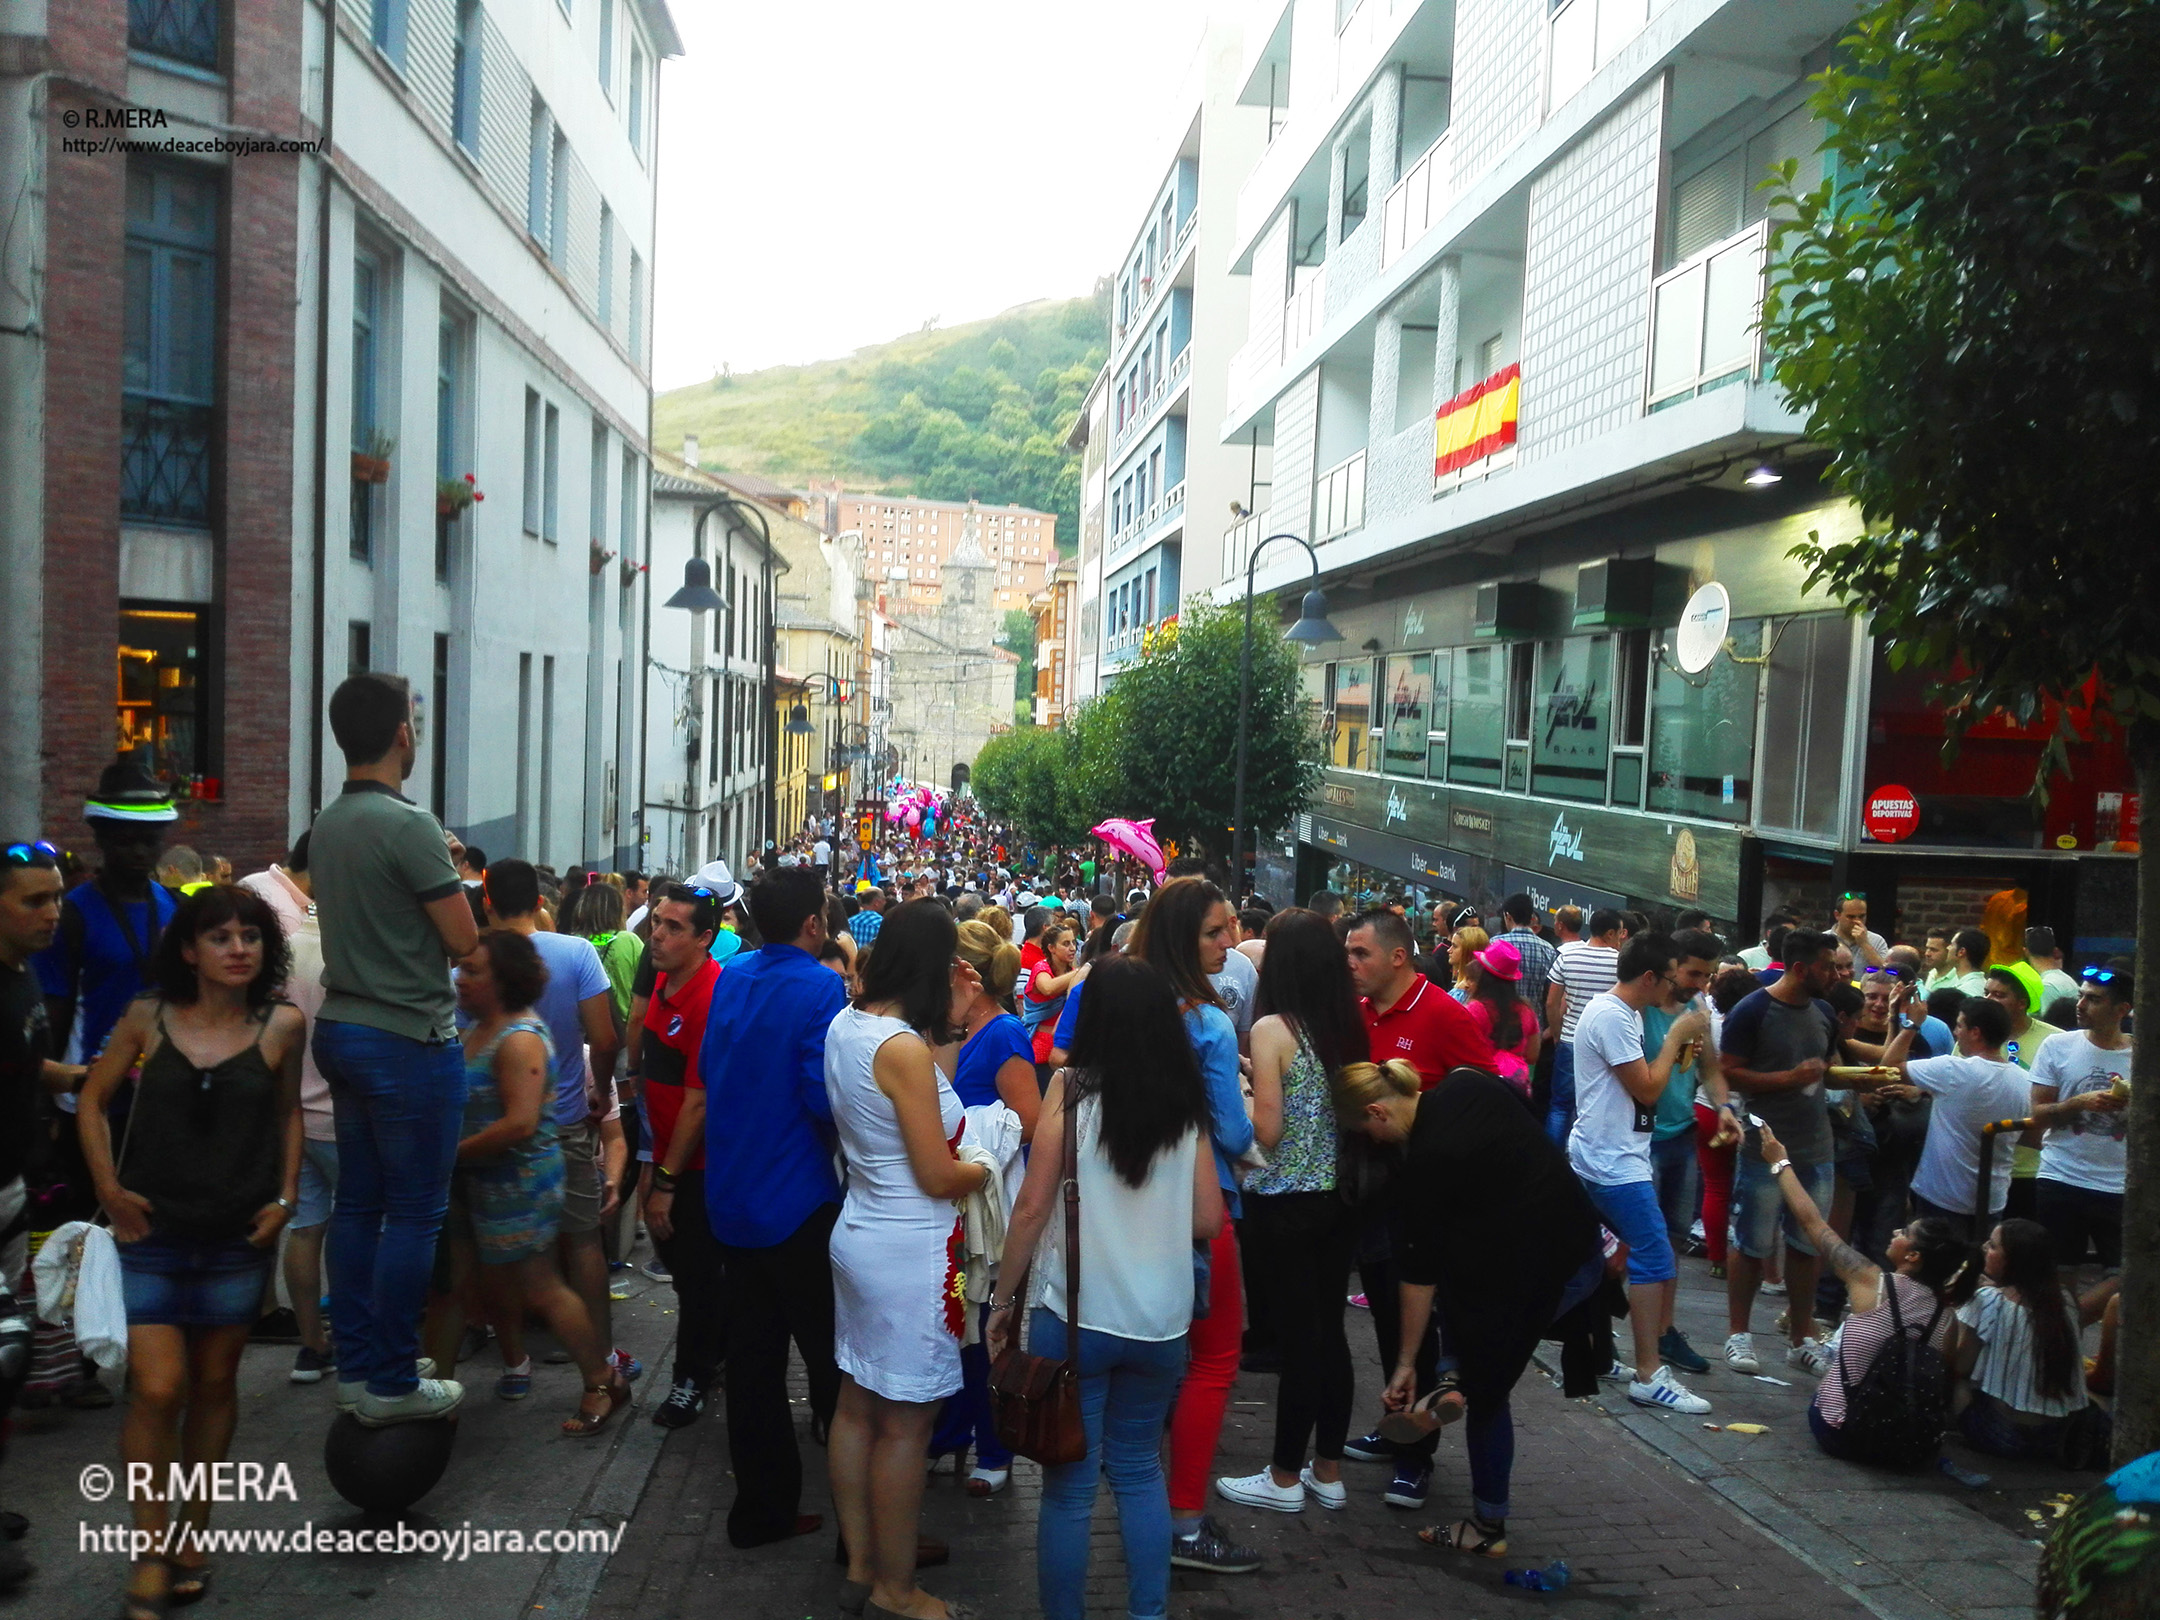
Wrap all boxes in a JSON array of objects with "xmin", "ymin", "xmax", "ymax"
[
  {"xmin": 1673, "ymin": 581, "xmax": 1730, "ymax": 674},
  {"xmin": 1862, "ymin": 784, "xmax": 1921, "ymax": 843}
]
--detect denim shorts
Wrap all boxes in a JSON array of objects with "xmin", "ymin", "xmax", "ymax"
[
  {"xmin": 1583, "ymin": 1178, "xmax": 1676, "ymax": 1285},
  {"xmin": 294, "ymin": 1137, "xmax": 340, "ymax": 1230},
  {"xmin": 1731, "ymin": 1154, "xmax": 1836, "ymax": 1260},
  {"xmin": 118, "ymin": 1233, "xmax": 273, "ymax": 1327}
]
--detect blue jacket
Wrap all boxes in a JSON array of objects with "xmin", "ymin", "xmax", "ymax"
[{"xmin": 699, "ymin": 943, "xmax": 851, "ymax": 1248}]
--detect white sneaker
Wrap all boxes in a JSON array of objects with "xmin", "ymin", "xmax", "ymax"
[
  {"xmin": 1761, "ymin": 1279, "xmax": 1787, "ymax": 1297},
  {"xmin": 1599, "ymin": 1360, "xmax": 1637, "ymax": 1384},
  {"xmin": 1300, "ymin": 1465, "xmax": 1346, "ymax": 1511},
  {"xmin": 1787, "ymin": 1339, "xmax": 1832, "ymax": 1377},
  {"xmin": 1628, "ymin": 1366, "xmax": 1712, "ymax": 1415},
  {"xmin": 1215, "ymin": 1468, "xmax": 1306, "ymax": 1514},
  {"xmin": 1724, "ymin": 1332, "xmax": 1761, "ymax": 1374},
  {"xmin": 335, "ymin": 1356, "xmax": 436, "ymax": 1413},
  {"xmin": 354, "ymin": 1376, "xmax": 466, "ymax": 1427}
]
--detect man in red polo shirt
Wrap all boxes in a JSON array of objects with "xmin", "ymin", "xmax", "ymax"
[
  {"xmin": 1346, "ymin": 908, "xmax": 1496, "ymax": 1086},
  {"xmin": 638, "ymin": 884, "xmax": 728, "ymax": 1430}
]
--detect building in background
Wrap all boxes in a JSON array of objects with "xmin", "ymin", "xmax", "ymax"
[
  {"xmin": 882, "ymin": 515, "xmax": 1015, "ymax": 792},
  {"xmin": 1221, "ymin": 0, "xmax": 2134, "ymax": 952},
  {"xmin": 643, "ymin": 454, "xmax": 786, "ymax": 878},
  {"xmin": 772, "ymin": 515, "xmax": 864, "ymax": 834},
  {"xmin": 834, "ymin": 491, "xmax": 1057, "ymax": 613},
  {"xmin": 1029, "ymin": 562, "xmax": 1078, "ymax": 728},
  {"xmin": 772, "ymin": 670, "xmax": 814, "ymax": 844},
  {"xmin": 1083, "ymin": 16, "xmax": 1269, "ymax": 688},
  {"xmin": 0, "ymin": 0, "xmax": 680, "ymax": 874},
  {"xmin": 1067, "ymin": 369, "xmax": 1111, "ymax": 700}
]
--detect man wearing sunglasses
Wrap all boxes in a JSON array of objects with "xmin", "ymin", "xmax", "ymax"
[{"xmin": 2028, "ymin": 963, "xmax": 2133, "ymax": 1281}]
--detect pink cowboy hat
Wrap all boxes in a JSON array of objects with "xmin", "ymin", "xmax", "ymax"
[{"xmin": 1472, "ymin": 939, "xmax": 1524, "ymax": 980}]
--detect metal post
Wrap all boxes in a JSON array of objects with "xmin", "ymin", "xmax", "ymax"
[{"xmin": 1231, "ymin": 533, "xmax": 1324, "ymax": 893}]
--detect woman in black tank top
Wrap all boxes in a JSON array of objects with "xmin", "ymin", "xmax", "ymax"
[{"xmin": 78, "ymin": 885, "xmax": 303, "ymax": 1620}]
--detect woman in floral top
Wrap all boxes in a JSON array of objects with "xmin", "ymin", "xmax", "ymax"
[{"xmin": 1215, "ymin": 910, "xmax": 1373, "ymax": 1516}]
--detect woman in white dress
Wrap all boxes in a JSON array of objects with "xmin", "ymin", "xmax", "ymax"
[{"xmin": 827, "ymin": 899, "xmax": 993, "ymax": 1620}]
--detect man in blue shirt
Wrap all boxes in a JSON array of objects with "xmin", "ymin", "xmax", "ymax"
[{"xmin": 698, "ymin": 866, "xmax": 850, "ymax": 1547}]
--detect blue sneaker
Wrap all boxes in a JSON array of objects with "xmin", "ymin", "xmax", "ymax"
[
  {"xmin": 609, "ymin": 1349, "xmax": 643, "ymax": 1382},
  {"xmin": 1383, "ymin": 1463, "xmax": 1430, "ymax": 1509},
  {"xmin": 1343, "ymin": 1430, "xmax": 1394, "ymax": 1464}
]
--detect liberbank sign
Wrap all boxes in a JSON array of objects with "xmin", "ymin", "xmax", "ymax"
[{"xmin": 1305, "ymin": 770, "xmax": 1745, "ymax": 920}]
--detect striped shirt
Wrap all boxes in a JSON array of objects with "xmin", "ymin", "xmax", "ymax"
[
  {"xmin": 1552, "ymin": 941, "xmax": 1620, "ymax": 1043},
  {"xmin": 1956, "ymin": 1284, "xmax": 2087, "ymax": 1419},
  {"xmin": 1814, "ymin": 1273, "xmax": 1952, "ymax": 1428},
  {"xmin": 1498, "ymin": 927, "xmax": 1559, "ymax": 1028}
]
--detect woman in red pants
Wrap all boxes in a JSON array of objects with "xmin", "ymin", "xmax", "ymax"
[{"xmin": 1128, "ymin": 878, "xmax": 1262, "ymax": 1576}]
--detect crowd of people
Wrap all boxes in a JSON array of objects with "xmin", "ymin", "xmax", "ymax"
[{"xmin": 0, "ymin": 669, "xmax": 2137, "ymax": 1619}]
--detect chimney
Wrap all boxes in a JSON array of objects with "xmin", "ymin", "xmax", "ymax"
[{"xmin": 682, "ymin": 434, "xmax": 700, "ymax": 469}]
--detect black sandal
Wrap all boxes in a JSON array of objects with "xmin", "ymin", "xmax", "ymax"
[
  {"xmin": 1380, "ymin": 1371, "xmax": 1466, "ymax": 1444},
  {"xmin": 1417, "ymin": 1517, "xmax": 1508, "ymax": 1557}
]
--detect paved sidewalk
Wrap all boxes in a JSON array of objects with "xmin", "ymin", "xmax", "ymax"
[{"xmin": 0, "ymin": 1260, "xmax": 679, "ymax": 1620}]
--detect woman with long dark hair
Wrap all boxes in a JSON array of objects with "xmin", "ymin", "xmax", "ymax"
[
  {"xmin": 1949, "ymin": 1218, "xmax": 2089, "ymax": 1457},
  {"xmin": 987, "ymin": 957, "xmax": 1221, "ymax": 1620},
  {"xmin": 1216, "ymin": 908, "xmax": 1368, "ymax": 1515},
  {"xmin": 78, "ymin": 886, "xmax": 304, "ymax": 1620},
  {"xmin": 1127, "ymin": 878, "xmax": 1260, "ymax": 1572},
  {"xmin": 825, "ymin": 899, "xmax": 992, "ymax": 1620}
]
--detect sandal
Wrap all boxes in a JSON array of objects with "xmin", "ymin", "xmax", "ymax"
[
  {"xmin": 1379, "ymin": 1372, "xmax": 1466, "ymax": 1445},
  {"xmin": 562, "ymin": 1372, "xmax": 630, "ymax": 1437},
  {"xmin": 121, "ymin": 1563, "xmax": 169, "ymax": 1620},
  {"xmin": 166, "ymin": 1560, "xmax": 210, "ymax": 1608},
  {"xmin": 1417, "ymin": 1517, "xmax": 1508, "ymax": 1557}
]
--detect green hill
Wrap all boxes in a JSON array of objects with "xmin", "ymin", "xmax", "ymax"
[{"xmin": 654, "ymin": 293, "xmax": 1109, "ymax": 550}]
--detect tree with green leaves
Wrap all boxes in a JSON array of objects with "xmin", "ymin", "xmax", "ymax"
[
  {"xmin": 970, "ymin": 724, "xmax": 1092, "ymax": 848},
  {"xmin": 1093, "ymin": 598, "xmax": 1322, "ymax": 862},
  {"xmin": 1761, "ymin": 0, "xmax": 2160, "ymax": 1471}
]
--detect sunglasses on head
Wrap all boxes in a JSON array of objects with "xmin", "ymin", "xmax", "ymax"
[
  {"xmin": 4, "ymin": 840, "xmax": 59, "ymax": 866},
  {"xmin": 2080, "ymin": 966, "xmax": 2123, "ymax": 985},
  {"xmin": 1839, "ymin": 891, "xmax": 1867, "ymax": 902},
  {"xmin": 1862, "ymin": 964, "xmax": 1910, "ymax": 980}
]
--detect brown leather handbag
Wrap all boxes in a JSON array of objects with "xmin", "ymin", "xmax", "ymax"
[{"xmin": 989, "ymin": 1096, "xmax": 1086, "ymax": 1465}]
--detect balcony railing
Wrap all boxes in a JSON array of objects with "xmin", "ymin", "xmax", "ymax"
[
  {"xmin": 1109, "ymin": 478, "xmax": 1187, "ymax": 560},
  {"xmin": 1645, "ymin": 223, "xmax": 1765, "ymax": 406},
  {"xmin": 130, "ymin": 0, "xmax": 220, "ymax": 69},
  {"xmin": 1221, "ymin": 509, "xmax": 1265, "ymax": 582},
  {"xmin": 121, "ymin": 396, "xmax": 213, "ymax": 524},
  {"xmin": 1547, "ymin": 0, "xmax": 1650, "ymax": 115},
  {"xmin": 1112, "ymin": 342, "xmax": 1192, "ymax": 453},
  {"xmin": 1380, "ymin": 130, "xmax": 1454, "ymax": 270},
  {"xmin": 1315, "ymin": 450, "xmax": 1366, "ymax": 540},
  {"xmin": 1286, "ymin": 263, "xmax": 1328, "ymax": 354}
]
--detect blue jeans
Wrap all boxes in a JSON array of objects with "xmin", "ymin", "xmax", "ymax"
[
  {"xmin": 1546, "ymin": 1042, "xmax": 1576, "ymax": 1146},
  {"xmin": 1465, "ymin": 1397, "xmax": 1515, "ymax": 1523},
  {"xmin": 1651, "ymin": 1129, "xmax": 1699, "ymax": 1246},
  {"xmin": 313, "ymin": 1020, "xmax": 468, "ymax": 1397},
  {"xmin": 1029, "ymin": 1311, "xmax": 1186, "ymax": 1620}
]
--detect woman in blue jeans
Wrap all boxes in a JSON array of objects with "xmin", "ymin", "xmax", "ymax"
[{"xmin": 988, "ymin": 958, "xmax": 1223, "ymax": 1620}]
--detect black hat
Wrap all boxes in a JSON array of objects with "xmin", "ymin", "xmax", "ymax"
[{"xmin": 85, "ymin": 756, "xmax": 177, "ymax": 826}]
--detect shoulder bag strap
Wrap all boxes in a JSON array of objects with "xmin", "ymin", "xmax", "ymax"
[{"xmin": 1060, "ymin": 1081, "xmax": 1080, "ymax": 1368}]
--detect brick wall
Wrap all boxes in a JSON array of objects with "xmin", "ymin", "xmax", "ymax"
[{"xmin": 41, "ymin": 1, "xmax": 300, "ymax": 871}]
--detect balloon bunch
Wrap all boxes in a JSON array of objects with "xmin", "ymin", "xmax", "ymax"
[{"xmin": 883, "ymin": 783, "xmax": 949, "ymax": 841}]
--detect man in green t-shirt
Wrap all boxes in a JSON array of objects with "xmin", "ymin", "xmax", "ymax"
[{"xmin": 309, "ymin": 672, "xmax": 479, "ymax": 1427}]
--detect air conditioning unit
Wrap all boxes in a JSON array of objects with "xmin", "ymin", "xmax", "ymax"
[
  {"xmin": 1573, "ymin": 557, "xmax": 1659, "ymax": 628},
  {"xmin": 1473, "ymin": 580, "xmax": 1546, "ymax": 639}
]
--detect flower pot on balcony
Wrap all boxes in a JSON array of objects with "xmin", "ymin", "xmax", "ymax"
[{"xmin": 351, "ymin": 453, "xmax": 391, "ymax": 484}]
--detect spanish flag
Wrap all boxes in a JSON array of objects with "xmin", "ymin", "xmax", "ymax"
[{"xmin": 1434, "ymin": 362, "xmax": 1521, "ymax": 476}]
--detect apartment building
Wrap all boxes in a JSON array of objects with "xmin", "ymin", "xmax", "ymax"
[
  {"xmin": 0, "ymin": 0, "xmax": 679, "ymax": 874},
  {"xmin": 1084, "ymin": 17, "xmax": 1270, "ymax": 687},
  {"xmin": 1066, "ymin": 370, "xmax": 1110, "ymax": 699},
  {"xmin": 1029, "ymin": 562, "xmax": 1078, "ymax": 728},
  {"xmin": 834, "ymin": 491, "xmax": 1057, "ymax": 613},
  {"xmin": 1222, "ymin": 0, "xmax": 2136, "ymax": 948}
]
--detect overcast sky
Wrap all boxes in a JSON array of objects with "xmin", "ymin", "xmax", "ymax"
[{"xmin": 651, "ymin": 0, "xmax": 1217, "ymax": 388}]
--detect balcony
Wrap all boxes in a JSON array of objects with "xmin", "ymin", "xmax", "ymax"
[
  {"xmin": 1114, "ymin": 211, "xmax": 1199, "ymax": 360},
  {"xmin": 1433, "ymin": 363, "xmax": 1521, "ymax": 492},
  {"xmin": 1380, "ymin": 130, "xmax": 1455, "ymax": 272},
  {"xmin": 1315, "ymin": 450, "xmax": 1366, "ymax": 540},
  {"xmin": 1646, "ymin": 223, "xmax": 1765, "ymax": 407},
  {"xmin": 1548, "ymin": 0, "xmax": 1651, "ymax": 115},
  {"xmin": 1109, "ymin": 478, "xmax": 1187, "ymax": 562},
  {"xmin": 1286, "ymin": 263, "xmax": 1328, "ymax": 355},
  {"xmin": 1111, "ymin": 342, "xmax": 1192, "ymax": 454},
  {"xmin": 1221, "ymin": 508, "xmax": 1266, "ymax": 583}
]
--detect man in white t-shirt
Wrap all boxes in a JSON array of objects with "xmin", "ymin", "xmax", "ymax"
[
  {"xmin": 1892, "ymin": 996, "xmax": 2031, "ymax": 1231},
  {"xmin": 2027, "ymin": 963, "xmax": 2132, "ymax": 1279},
  {"xmin": 811, "ymin": 835, "xmax": 833, "ymax": 889},
  {"xmin": 1544, "ymin": 908, "xmax": 1624, "ymax": 1146},
  {"xmin": 1566, "ymin": 932, "xmax": 1712, "ymax": 1416}
]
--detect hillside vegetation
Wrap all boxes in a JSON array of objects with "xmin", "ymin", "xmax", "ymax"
[{"xmin": 654, "ymin": 293, "xmax": 1107, "ymax": 549}]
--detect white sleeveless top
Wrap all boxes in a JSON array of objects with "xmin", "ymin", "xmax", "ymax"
[{"xmin": 1039, "ymin": 1091, "xmax": 1200, "ymax": 1343}]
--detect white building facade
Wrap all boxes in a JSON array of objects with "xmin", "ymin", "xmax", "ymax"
[
  {"xmin": 1218, "ymin": 0, "xmax": 1880, "ymax": 931},
  {"xmin": 292, "ymin": 0, "xmax": 678, "ymax": 870}
]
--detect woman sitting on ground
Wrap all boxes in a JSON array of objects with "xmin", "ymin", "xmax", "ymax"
[
  {"xmin": 1949, "ymin": 1218, "xmax": 2090, "ymax": 1458},
  {"xmin": 1750, "ymin": 1123, "xmax": 1979, "ymax": 1461},
  {"xmin": 1339, "ymin": 1057, "xmax": 1601, "ymax": 1559}
]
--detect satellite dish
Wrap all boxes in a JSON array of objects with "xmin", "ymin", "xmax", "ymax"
[{"xmin": 1674, "ymin": 582, "xmax": 1730, "ymax": 674}]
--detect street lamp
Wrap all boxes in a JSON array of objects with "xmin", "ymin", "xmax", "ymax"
[
  {"xmin": 663, "ymin": 556, "xmax": 726, "ymax": 613},
  {"xmin": 785, "ymin": 702, "xmax": 815, "ymax": 736},
  {"xmin": 1231, "ymin": 533, "xmax": 1342, "ymax": 892}
]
